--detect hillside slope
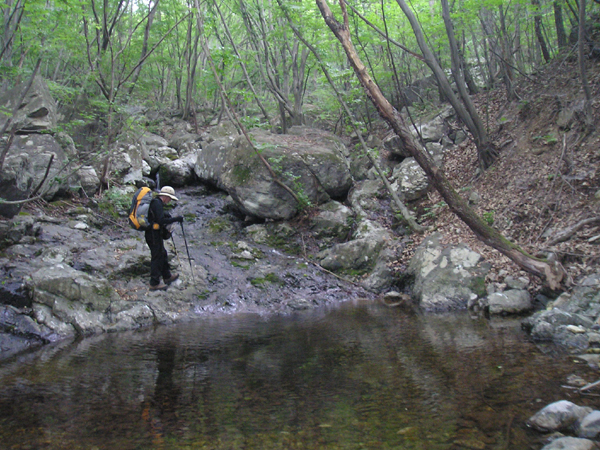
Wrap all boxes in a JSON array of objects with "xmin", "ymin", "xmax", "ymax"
[{"xmin": 405, "ymin": 55, "xmax": 600, "ymax": 292}]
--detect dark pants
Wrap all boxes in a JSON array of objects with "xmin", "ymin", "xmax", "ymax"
[{"xmin": 145, "ymin": 230, "xmax": 171, "ymax": 286}]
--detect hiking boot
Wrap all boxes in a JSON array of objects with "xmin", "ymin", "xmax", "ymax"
[
  {"xmin": 149, "ymin": 283, "xmax": 168, "ymax": 291},
  {"xmin": 165, "ymin": 274, "xmax": 179, "ymax": 285}
]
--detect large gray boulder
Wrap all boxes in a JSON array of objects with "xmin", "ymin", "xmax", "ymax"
[
  {"xmin": 159, "ymin": 152, "xmax": 197, "ymax": 187},
  {"xmin": 27, "ymin": 264, "xmax": 121, "ymax": 335},
  {"xmin": 194, "ymin": 127, "xmax": 352, "ymax": 220},
  {"xmin": 317, "ymin": 219, "xmax": 396, "ymax": 290},
  {"xmin": 0, "ymin": 134, "xmax": 70, "ymax": 217},
  {"xmin": 0, "ymin": 76, "xmax": 57, "ymax": 132},
  {"xmin": 310, "ymin": 201, "xmax": 354, "ymax": 240},
  {"xmin": 390, "ymin": 157, "xmax": 430, "ymax": 201},
  {"xmin": 109, "ymin": 143, "xmax": 144, "ymax": 185},
  {"xmin": 407, "ymin": 233, "xmax": 491, "ymax": 311}
]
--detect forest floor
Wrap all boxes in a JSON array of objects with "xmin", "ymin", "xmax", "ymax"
[{"xmin": 396, "ymin": 53, "xmax": 600, "ymax": 294}]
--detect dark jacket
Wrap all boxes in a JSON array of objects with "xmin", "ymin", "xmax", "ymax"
[{"xmin": 148, "ymin": 197, "xmax": 179, "ymax": 230}]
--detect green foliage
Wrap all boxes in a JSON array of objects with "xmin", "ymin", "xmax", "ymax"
[
  {"xmin": 420, "ymin": 201, "xmax": 447, "ymax": 222},
  {"xmin": 249, "ymin": 273, "xmax": 282, "ymax": 287},
  {"xmin": 482, "ymin": 210, "xmax": 495, "ymax": 226},
  {"xmin": 97, "ymin": 187, "xmax": 131, "ymax": 219},
  {"xmin": 1, "ymin": 0, "xmax": 589, "ymax": 155},
  {"xmin": 207, "ymin": 217, "xmax": 233, "ymax": 233},
  {"xmin": 266, "ymin": 154, "xmax": 313, "ymax": 211},
  {"xmin": 533, "ymin": 134, "xmax": 558, "ymax": 145}
]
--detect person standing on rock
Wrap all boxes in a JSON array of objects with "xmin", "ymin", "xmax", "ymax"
[{"xmin": 146, "ymin": 186, "xmax": 184, "ymax": 291}]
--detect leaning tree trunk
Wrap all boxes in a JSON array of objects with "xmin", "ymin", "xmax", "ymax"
[{"xmin": 315, "ymin": 0, "xmax": 567, "ymax": 290}]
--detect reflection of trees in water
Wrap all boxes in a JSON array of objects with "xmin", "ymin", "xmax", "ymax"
[{"xmin": 0, "ymin": 305, "xmax": 591, "ymax": 449}]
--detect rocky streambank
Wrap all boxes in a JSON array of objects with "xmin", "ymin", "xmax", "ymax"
[{"xmin": 0, "ymin": 185, "xmax": 378, "ymax": 359}]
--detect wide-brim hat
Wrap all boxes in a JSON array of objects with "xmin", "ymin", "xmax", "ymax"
[{"xmin": 159, "ymin": 186, "xmax": 178, "ymax": 201}]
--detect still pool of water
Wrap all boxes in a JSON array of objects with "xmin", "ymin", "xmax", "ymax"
[{"xmin": 0, "ymin": 301, "xmax": 596, "ymax": 450}]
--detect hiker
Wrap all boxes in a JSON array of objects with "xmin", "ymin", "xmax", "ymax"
[{"xmin": 146, "ymin": 186, "xmax": 184, "ymax": 291}]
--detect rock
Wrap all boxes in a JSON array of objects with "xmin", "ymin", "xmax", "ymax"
[
  {"xmin": 541, "ymin": 436, "xmax": 598, "ymax": 450},
  {"xmin": 567, "ymin": 375, "xmax": 589, "ymax": 388},
  {"xmin": 310, "ymin": 201, "xmax": 354, "ymax": 240},
  {"xmin": 407, "ymin": 233, "xmax": 490, "ymax": 311},
  {"xmin": 527, "ymin": 400, "xmax": 593, "ymax": 432},
  {"xmin": 522, "ymin": 309, "xmax": 593, "ymax": 349},
  {"xmin": 348, "ymin": 179, "xmax": 386, "ymax": 217},
  {"xmin": 106, "ymin": 302, "xmax": 155, "ymax": 332},
  {"xmin": 141, "ymin": 132, "xmax": 169, "ymax": 147},
  {"xmin": 382, "ymin": 291, "xmax": 412, "ymax": 307},
  {"xmin": 410, "ymin": 114, "xmax": 447, "ymax": 143},
  {"xmin": 27, "ymin": 264, "xmax": 121, "ymax": 335},
  {"xmin": 318, "ymin": 235, "xmax": 383, "ymax": 272},
  {"xmin": 0, "ymin": 76, "xmax": 57, "ymax": 132},
  {"xmin": 363, "ymin": 244, "xmax": 397, "ymax": 291},
  {"xmin": 454, "ymin": 130, "xmax": 467, "ymax": 145},
  {"xmin": 383, "ymin": 134, "xmax": 412, "ymax": 159},
  {"xmin": 245, "ymin": 224, "xmax": 268, "ymax": 244},
  {"xmin": 111, "ymin": 143, "xmax": 144, "ymax": 185},
  {"xmin": 317, "ymin": 219, "xmax": 396, "ymax": 290},
  {"xmin": 31, "ymin": 303, "xmax": 75, "ymax": 338},
  {"xmin": 158, "ymin": 152, "xmax": 197, "ymax": 186},
  {"xmin": 0, "ymin": 305, "xmax": 50, "ymax": 341},
  {"xmin": 0, "ymin": 215, "xmax": 39, "ymax": 250},
  {"xmin": 167, "ymin": 130, "xmax": 201, "ymax": 151},
  {"xmin": 390, "ymin": 157, "xmax": 430, "ymax": 201},
  {"xmin": 577, "ymin": 410, "xmax": 600, "ymax": 438},
  {"xmin": 522, "ymin": 282, "xmax": 600, "ymax": 350},
  {"xmin": 504, "ymin": 275, "xmax": 530, "ymax": 290},
  {"xmin": 288, "ymin": 298, "xmax": 312, "ymax": 310},
  {"xmin": 0, "ymin": 134, "xmax": 70, "ymax": 217},
  {"xmin": 74, "ymin": 166, "xmax": 100, "ymax": 197},
  {"xmin": 580, "ymin": 274, "xmax": 600, "ymax": 287},
  {"xmin": 194, "ymin": 127, "xmax": 352, "ymax": 220},
  {"xmin": 485, "ymin": 289, "xmax": 532, "ymax": 315}
]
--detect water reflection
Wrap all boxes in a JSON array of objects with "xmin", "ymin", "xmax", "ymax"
[{"xmin": 0, "ymin": 301, "xmax": 595, "ymax": 449}]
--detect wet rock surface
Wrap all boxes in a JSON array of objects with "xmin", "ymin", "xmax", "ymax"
[{"xmin": 0, "ymin": 185, "xmax": 375, "ymax": 359}]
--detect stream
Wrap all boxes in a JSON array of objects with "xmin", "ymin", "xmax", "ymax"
[{"xmin": 0, "ymin": 301, "xmax": 596, "ymax": 450}]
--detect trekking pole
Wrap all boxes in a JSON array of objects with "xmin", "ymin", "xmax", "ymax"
[{"xmin": 180, "ymin": 221, "xmax": 195, "ymax": 284}]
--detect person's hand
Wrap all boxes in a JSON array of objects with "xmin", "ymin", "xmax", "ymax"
[{"xmin": 174, "ymin": 216, "xmax": 184, "ymax": 223}]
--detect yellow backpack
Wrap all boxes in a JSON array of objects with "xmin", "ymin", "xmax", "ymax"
[{"xmin": 127, "ymin": 187, "xmax": 154, "ymax": 230}]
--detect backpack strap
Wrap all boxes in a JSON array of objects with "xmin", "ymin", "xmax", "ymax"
[{"xmin": 149, "ymin": 197, "xmax": 161, "ymax": 230}]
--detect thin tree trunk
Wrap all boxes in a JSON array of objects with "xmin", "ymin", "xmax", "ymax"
[
  {"xmin": 213, "ymin": 0, "xmax": 271, "ymax": 122},
  {"xmin": 440, "ymin": 0, "xmax": 496, "ymax": 169},
  {"xmin": 578, "ymin": 0, "xmax": 594, "ymax": 127},
  {"xmin": 533, "ymin": 0, "xmax": 551, "ymax": 62},
  {"xmin": 127, "ymin": 0, "xmax": 160, "ymax": 97},
  {"xmin": 554, "ymin": 1, "xmax": 568, "ymax": 48},
  {"xmin": 315, "ymin": 0, "xmax": 567, "ymax": 290},
  {"xmin": 498, "ymin": 5, "xmax": 516, "ymax": 100}
]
